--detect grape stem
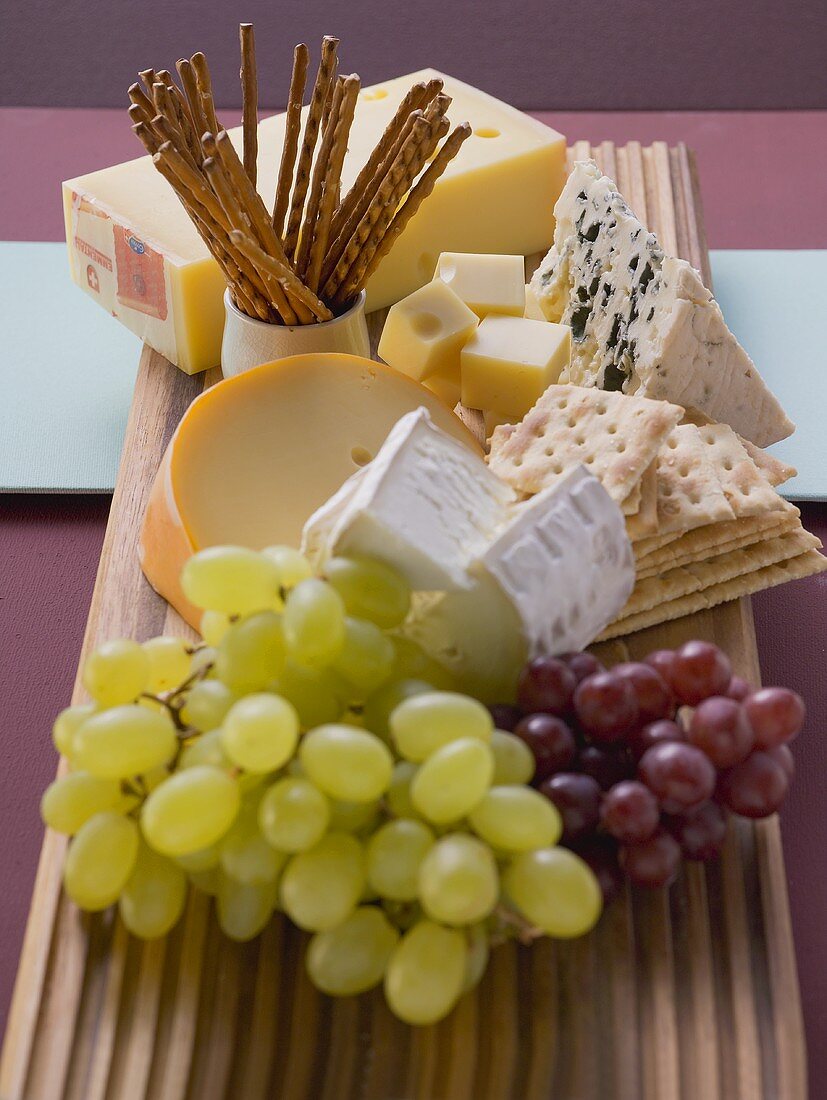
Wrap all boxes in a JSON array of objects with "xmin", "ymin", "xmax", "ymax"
[{"xmin": 491, "ymin": 904, "xmax": 543, "ymax": 947}]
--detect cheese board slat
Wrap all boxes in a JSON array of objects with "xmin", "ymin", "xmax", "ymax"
[{"xmin": 0, "ymin": 142, "xmax": 806, "ymax": 1100}]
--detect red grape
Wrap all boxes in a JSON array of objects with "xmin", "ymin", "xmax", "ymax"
[
  {"xmin": 688, "ymin": 697, "xmax": 754, "ymax": 768},
  {"xmin": 743, "ymin": 687, "xmax": 805, "ymax": 749},
  {"xmin": 560, "ymin": 651, "xmax": 604, "ymax": 684},
  {"xmin": 669, "ymin": 641, "xmax": 732, "ymax": 705},
  {"xmin": 726, "ymin": 675, "xmax": 752, "ymax": 702},
  {"xmin": 628, "ymin": 719, "xmax": 685, "ymax": 761},
  {"xmin": 638, "ymin": 742, "xmax": 716, "ymax": 814},
  {"xmin": 644, "ymin": 648, "xmax": 677, "ymax": 688},
  {"xmin": 514, "ymin": 714, "xmax": 576, "ymax": 780},
  {"xmin": 719, "ymin": 751, "xmax": 789, "ymax": 818},
  {"xmin": 665, "ymin": 801, "xmax": 728, "ymax": 861},
  {"xmin": 600, "ymin": 780, "xmax": 660, "ymax": 844},
  {"xmin": 517, "ymin": 657, "xmax": 576, "ymax": 716},
  {"xmin": 573, "ymin": 672, "xmax": 639, "ymax": 742},
  {"xmin": 614, "ymin": 662, "xmax": 674, "ymax": 722},
  {"xmin": 489, "ymin": 703, "xmax": 523, "ymax": 733},
  {"xmin": 570, "ymin": 837, "xmax": 624, "ymax": 904},
  {"xmin": 539, "ymin": 772, "xmax": 602, "ymax": 841},
  {"xmin": 578, "ymin": 744, "xmax": 635, "ymax": 790},
  {"xmin": 619, "ymin": 830, "xmax": 682, "ymax": 888},
  {"xmin": 768, "ymin": 743, "xmax": 795, "ymax": 781}
]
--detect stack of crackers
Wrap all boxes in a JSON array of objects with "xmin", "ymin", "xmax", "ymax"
[{"xmin": 488, "ymin": 385, "xmax": 826, "ymax": 640}]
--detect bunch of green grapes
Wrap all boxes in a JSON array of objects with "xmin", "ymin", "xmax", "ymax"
[{"xmin": 43, "ymin": 545, "xmax": 602, "ymax": 1026}]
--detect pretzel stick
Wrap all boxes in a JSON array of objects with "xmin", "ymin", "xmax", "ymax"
[
  {"xmin": 272, "ymin": 43, "xmax": 309, "ymax": 237},
  {"xmin": 150, "ymin": 110, "xmax": 200, "ymax": 172},
  {"xmin": 304, "ymin": 76, "xmax": 361, "ymax": 292},
  {"xmin": 190, "ymin": 52, "xmax": 220, "ymax": 135},
  {"xmin": 322, "ymin": 112, "xmax": 433, "ymax": 300},
  {"xmin": 128, "ymin": 100, "xmax": 155, "ymax": 131},
  {"xmin": 230, "ymin": 231, "xmax": 334, "ymax": 321},
  {"xmin": 331, "ymin": 113, "xmax": 451, "ymax": 306},
  {"xmin": 239, "ymin": 23, "xmax": 258, "ymax": 185},
  {"xmin": 321, "ymin": 57, "xmax": 339, "ymax": 132},
  {"xmin": 212, "ymin": 130, "xmax": 313, "ymax": 323},
  {"xmin": 348, "ymin": 122, "xmax": 473, "ymax": 298},
  {"xmin": 294, "ymin": 77, "xmax": 344, "ymax": 277},
  {"xmin": 128, "ymin": 81, "xmax": 155, "ymax": 119},
  {"xmin": 138, "ymin": 69, "xmax": 157, "ymax": 94},
  {"xmin": 176, "ymin": 58, "xmax": 210, "ymax": 145},
  {"xmin": 283, "ymin": 36, "xmax": 339, "ymax": 261},
  {"xmin": 166, "ymin": 86, "xmax": 202, "ymax": 164},
  {"xmin": 328, "ymin": 78, "xmax": 440, "ymax": 244}
]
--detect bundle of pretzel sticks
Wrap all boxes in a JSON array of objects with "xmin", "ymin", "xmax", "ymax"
[{"xmin": 128, "ymin": 29, "xmax": 471, "ymax": 325}]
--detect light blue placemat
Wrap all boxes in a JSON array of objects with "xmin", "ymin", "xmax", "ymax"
[
  {"xmin": 709, "ymin": 249, "xmax": 826, "ymax": 501},
  {"xmin": 1, "ymin": 243, "xmax": 824, "ymax": 496},
  {"xmin": 0, "ymin": 241, "xmax": 140, "ymax": 492}
]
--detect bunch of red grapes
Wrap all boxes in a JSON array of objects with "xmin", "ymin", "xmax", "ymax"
[{"xmin": 490, "ymin": 641, "xmax": 803, "ymax": 901}]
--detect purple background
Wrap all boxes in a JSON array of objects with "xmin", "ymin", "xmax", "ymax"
[{"xmin": 2, "ymin": 0, "xmax": 827, "ymax": 109}]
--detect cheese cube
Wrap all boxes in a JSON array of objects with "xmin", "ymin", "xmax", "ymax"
[
  {"xmin": 461, "ymin": 316, "xmax": 571, "ymax": 418},
  {"xmin": 378, "ymin": 281, "xmax": 478, "ymax": 382},
  {"xmin": 435, "ymin": 253, "xmax": 525, "ymax": 318},
  {"xmin": 424, "ymin": 367, "xmax": 462, "ymax": 410}
]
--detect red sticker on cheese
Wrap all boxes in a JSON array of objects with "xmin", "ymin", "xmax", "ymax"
[{"xmin": 113, "ymin": 227, "xmax": 168, "ymax": 321}]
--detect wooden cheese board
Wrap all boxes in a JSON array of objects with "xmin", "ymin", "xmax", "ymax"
[{"xmin": 0, "ymin": 142, "xmax": 807, "ymax": 1100}]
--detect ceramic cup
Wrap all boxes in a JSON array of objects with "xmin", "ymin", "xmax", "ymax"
[{"xmin": 221, "ymin": 288, "xmax": 371, "ymax": 378}]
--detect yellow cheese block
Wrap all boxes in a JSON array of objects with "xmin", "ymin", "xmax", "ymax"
[
  {"xmin": 423, "ymin": 367, "xmax": 463, "ymax": 409},
  {"xmin": 63, "ymin": 70, "xmax": 566, "ymax": 373},
  {"xmin": 461, "ymin": 316, "xmax": 571, "ymax": 419},
  {"xmin": 378, "ymin": 280, "xmax": 478, "ymax": 382},
  {"xmin": 435, "ymin": 253, "xmax": 525, "ymax": 318},
  {"xmin": 140, "ymin": 353, "xmax": 481, "ymax": 626}
]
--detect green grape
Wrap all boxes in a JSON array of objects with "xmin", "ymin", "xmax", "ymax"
[
  {"xmin": 463, "ymin": 923, "xmax": 490, "ymax": 993},
  {"xmin": 390, "ymin": 691, "xmax": 493, "ymax": 762},
  {"xmin": 215, "ymin": 612, "xmax": 286, "ymax": 694},
  {"xmin": 180, "ymin": 680, "xmax": 236, "ymax": 732},
  {"xmin": 119, "ymin": 841, "xmax": 187, "ymax": 939},
  {"xmin": 503, "ymin": 847, "xmax": 602, "ymax": 939},
  {"xmin": 328, "ymin": 799, "xmax": 381, "ymax": 834},
  {"xmin": 417, "ymin": 833, "xmax": 499, "ymax": 925},
  {"xmin": 217, "ymin": 871, "xmax": 277, "ymax": 941},
  {"xmin": 386, "ymin": 761, "xmax": 421, "ymax": 820},
  {"xmin": 220, "ymin": 819, "xmax": 286, "ymax": 884},
  {"xmin": 179, "ymin": 728, "xmax": 230, "ymax": 770},
  {"xmin": 283, "ymin": 579, "xmax": 346, "ymax": 667},
  {"xmin": 299, "ymin": 725, "xmax": 392, "ymax": 803},
  {"xmin": 82, "ymin": 639, "xmax": 150, "ymax": 706},
  {"xmin": 189, "ymin": 646, "xmax": 217, "ymax": 678},
  {"xmin": 188, "ymin": 867, "xmax": 220, "ymax": 895},
  {"xmin": 259, "ymin": 777, "xmax": 330, "ymax": 853},
  {"xmin": 390, "ymin": 637, "xmax": 455, "ymax": 691},
  {"xmin": 468, "ymin": 787, "xmax": 562, "ymax": 853},
  {"xmin": 52, "ymin": 703, "xmax": 96, "ymax": 760},
  {"xmin": 367, "ymin": 819, "xmax": 434, "ymax": 901},
  {"xmin": 261, "ymin": 546, "xmax": 313, "ymax": 590},
  {"xmin": 270, "ymin": 661, "xmax": 345, "ymax": 729},
  {"xmin": 41, "ymin": 772, "xmax": 122, "ymax": 835},
  {"xmin": 200, "ymin": 610, "xmax": 233, "ymax": 647},
  {"xmin": 324, "ymin": 556, "xmax": 411, "ymax": 629},
  {"xmin": 307, "ymin": 906, "xmax": 399, "ymax": 996},
  {"xmin": 331, "ymin": 618, "xmax": 395, "ymax": 695},
  {"xmin": 410, "ymin": 738, "xmax": 494, "ymax": 824},
  {"xmin": 361, "ymin": 678, "xmax": 432, "ymax": 742},
  {"xmin": 176, "ymin": 844, "xmax": 220, "ymax": 872},
  {"xmin": 143, "ymin": 636, "xmax": 191, "ymax": 693},
  {"xmin": 181, "ymin": 546, "xmax": 280, "ymax": 615},
  {"xmin": 220, "ymin": 694, "xmax": 299, "ymax": 773},
  {"xmin": 141, "ymin": 765, "xmax": 240, "ymax": 856},
  {"xmin": 73, "ymin": 705, "xmax": 177, "ymax": 780},
  {"xmin": 490, "ymin": 730, "xmax": 536, "ymax": 785},
  {"xmin": 64, "ymin": 811, "xmax": 139, "ymax": 911},
  {"xmin": 384, "ymin": 920, "xmax": 466, "ymax": 1025},
  {"xmin": 280, "ymin": 832, "xmax": 365, "ymax": 932}
]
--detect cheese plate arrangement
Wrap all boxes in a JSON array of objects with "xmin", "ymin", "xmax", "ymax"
[{"xmin": 2, "ymin": 26, "xmax": 821, "ymax": 1100}]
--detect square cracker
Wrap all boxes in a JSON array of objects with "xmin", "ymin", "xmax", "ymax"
[
  {"xmin": 654, "ymin": 424, "xmax": 735, "ymax": 536},
  {"xmin": 696, "ymin": 422, "xmax": 785, "ymax": 519},
  {"xmin": 597, "ymin": 548, "xmax": 827, "ymax": 641},
  {"xmin": 738, "ymin": 437, "xmax": 797, "ymax": 488},
  {"xmin": 487, "ymin": 385, "xmax": 683, "ymax": 504},
  {"xmin": 622, "ymin": 477, "xmax": 643, "ymax": 516}
]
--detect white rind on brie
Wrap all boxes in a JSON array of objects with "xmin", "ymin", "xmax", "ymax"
[{"xmin": 530, "ymin": 161, "xmax": 793, "ymax": 447}]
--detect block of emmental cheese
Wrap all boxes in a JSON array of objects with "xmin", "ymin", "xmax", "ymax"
[
  {"xmin": 378, "ymin": 281, "xmax": 478, "ymax": 382},
  {"xmin": 461, "ymin": 315, "xmax": 571, "ymax": 418},
  {"xmin": 434, "ymin": 253, "xmax": 525, "ymax": 318},
  {"xmin": 64, "ymin": 71, "xmax": 566, "ymax": 374}
]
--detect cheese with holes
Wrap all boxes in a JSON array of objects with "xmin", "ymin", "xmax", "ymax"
[
  {"xmin": 435, "ymin": 253, "xmax": 525, "ymax": 318},
  {"xmin": 64, "ymin": 70, "xmax": 566, "ymax": 373},
  {"xmin": 378, "ymin": 280, "xmax": 478, "ymax": 382},
  {"xmin": 530, "ymin": 161, "xmax": 793, "ymax": 447},
  {"xmin": 140, "ymin": 354, "xmax": 480, "ymax": 625}
]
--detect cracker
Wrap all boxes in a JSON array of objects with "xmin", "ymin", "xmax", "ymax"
[
  {"xmin": 625, "ymin": 460, "xmax": 658, "ymax": 539},
  {"xmin": 621, "ymin": 478, "xmax": 642, "ymax": 516},
  {"xmin": 653, "ymin": 424, "xmax": 735, "ymax": 536},
  {"xmin": 697, "ymin": 422, "xmax": 784, "ymax": 519},
  {"xmin": 488, "ymin": 385, "xmax": 683, "ymax": 504},
  {"xmin": 597, "ymin": 548, "xmax": 827, "ymax": 641},
  {"xmin": 738, "ymin": 437, "xmax": 797, "ymax": 487}
]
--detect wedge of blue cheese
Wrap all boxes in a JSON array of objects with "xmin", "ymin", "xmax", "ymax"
[{"xmin": 530, "ymin": 161, "xmax": 793, "ymax": 447}]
